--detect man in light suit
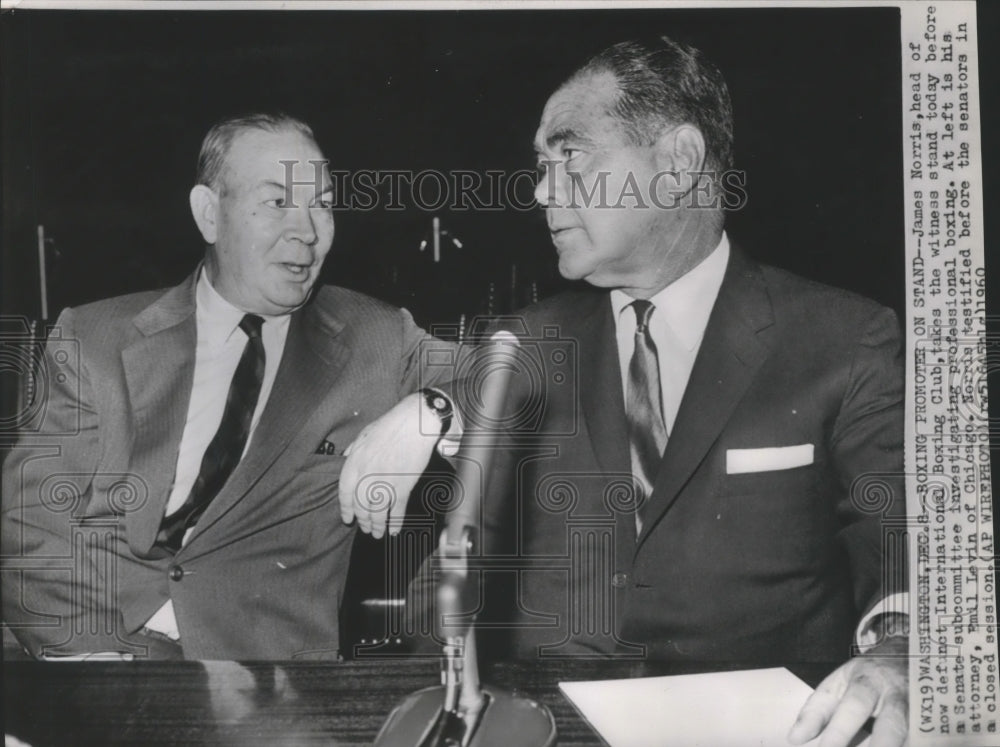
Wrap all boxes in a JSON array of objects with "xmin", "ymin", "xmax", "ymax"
[
  {"xmin": 1, "ymin": 113, "xmax": 453, "ymax": 659},
  {"xmin": 359, "ymin": 36, "xmax": 908, "ymax": 746}
]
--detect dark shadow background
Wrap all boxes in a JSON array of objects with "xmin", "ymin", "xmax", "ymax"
[{"xmin": 1, "ymin": 7, "xmax": 904, "ymax": 328}]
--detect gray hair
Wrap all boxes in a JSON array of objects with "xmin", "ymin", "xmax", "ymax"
[
  {"xmin": 573, "ymin": 36, "xmax": 734, "ymax": 171},
  {"xmin": 195, "ymin": 112, "xmax": 317, "ymax": 192}
]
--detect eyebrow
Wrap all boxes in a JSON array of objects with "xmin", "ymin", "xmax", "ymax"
[
  {"xmin": 258, "ymin": 179, "xmax": 334, "ymax": 195},
  {"xmin": 534, "ymin": 127, "xmax": 591, "ymax": 155}
]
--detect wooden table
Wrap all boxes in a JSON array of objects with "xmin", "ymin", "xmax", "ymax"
[{"xmin": 4, "ymin": 657, "xmax": 833, "ymax": 746}]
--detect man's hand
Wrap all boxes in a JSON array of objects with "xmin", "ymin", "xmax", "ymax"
[
  {"xmin": 338, "ymin": 392, "xmax": 444, "ymax": 539},
  {"xmin": 788, "ymin": 637, "xmax": 908, "ymax": 747}
]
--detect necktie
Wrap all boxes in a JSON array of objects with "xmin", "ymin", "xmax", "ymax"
[
  {"xmin": 156, "ymin": 313, "xmax": 266, "ymax": 553},
  {"xmin": 626, "ymin": 300, "xmax": 668, "ymax": 530}
]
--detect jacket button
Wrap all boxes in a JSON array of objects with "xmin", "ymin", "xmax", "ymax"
[
  {"xmin": 611, "ymin": 572, "xmax": 628, "ymax": 588},
  {"xmin": 168, "ymin": 565, "xmax": 184, "ymax": 582}
]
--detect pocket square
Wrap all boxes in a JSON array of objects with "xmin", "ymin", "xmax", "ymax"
[
  {"xmin": 315, "ymin": 439, "xmax": 337, "ymax": 456},
  {"xmin": 726, "ymin": 444, "xmax": 814, "ymax": 474}
]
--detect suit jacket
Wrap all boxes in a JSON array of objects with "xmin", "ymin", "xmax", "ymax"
[
  {"xmin": 461, "ymin": 248, "xmax": 906, "ymax": 664},
  {"xmin": 2, "ymin": 271, "xmax": 450, "ymax": 659}
]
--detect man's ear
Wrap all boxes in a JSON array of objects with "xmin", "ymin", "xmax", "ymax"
[
  {"xmin": 654, "ymin": 124, "xmax": 706, "ymax": 177},
  {"xmin": 653, "ymin": 124, "xmax": 707, "ymax": 203},
  {"xmin": 189, "ymin": 184, "xmax": 219, "ymax": 244}
]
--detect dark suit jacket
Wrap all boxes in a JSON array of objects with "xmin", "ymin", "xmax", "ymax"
[
  {"xmin": 457, "ymin": 249, "xmax": 905, "ymax": 664},
  {"xmin": 2, "ymin": 271, "xmax": 449, "ymax": 659}
]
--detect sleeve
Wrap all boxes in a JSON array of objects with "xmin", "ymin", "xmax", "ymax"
[
  {"xmin": 855, "ymin": 591, "xmax": 910, "ymax": 649},
  {"xmin": 1, "ymin": 308, "xmax": 129, "ymax": 657},
  {"xmin": 396, "ymin": 307, "xmax": 459, "ymax": 397},
  {"xmin": 829, "ymin": 305, "xmax": 908, "ymax": 625}
]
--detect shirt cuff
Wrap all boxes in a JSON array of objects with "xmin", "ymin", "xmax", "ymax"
[{"xmin": 856, "ymin": 591, "xmax": 909, "ymax": 651}]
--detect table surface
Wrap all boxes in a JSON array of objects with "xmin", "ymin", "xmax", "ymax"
[{"xmin": 4, "ymin": 657, "xmax": 833, "ymax": 746}]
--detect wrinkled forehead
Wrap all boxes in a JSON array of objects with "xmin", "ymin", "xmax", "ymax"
[
  {"xmin": 222, "ymin": 127, "xmax": 330, "ymax": 192},
  {"xmin": 534, "ymin": 71, "xmax": 623, "ymax": 153}
]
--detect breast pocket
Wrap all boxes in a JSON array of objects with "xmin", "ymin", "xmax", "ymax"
[
  {"xmin": 720, "ymin": 461, "xmax": 819, "ymax": 499},
  {"xmin": 714, "ymin": 460, "xmax": 832, "ymax": 573},
  {"xmin": 720, "ymin": 444, "xmax": 817, "ymax": 498}
]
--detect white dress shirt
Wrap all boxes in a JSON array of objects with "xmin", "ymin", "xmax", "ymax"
[
  {"xmin": 145, "ymin": 270, "xmax": 291, "ymax": 639},
  {"xmin": 610, "ymin": 233, "xmax": 730, "ymax": 437}
]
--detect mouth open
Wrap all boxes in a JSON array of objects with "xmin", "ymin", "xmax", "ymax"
[{"xmin": 279, "ymin": 262, "xmax": 311, "ymax": 278}]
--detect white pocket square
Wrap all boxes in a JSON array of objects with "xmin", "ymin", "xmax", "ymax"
[{"xmin": 726, "ymin": 444, "xmax": 814, "ymax": 474}]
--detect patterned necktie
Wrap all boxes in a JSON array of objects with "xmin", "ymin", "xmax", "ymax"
[
  {"xmin": 156, "ymin": 313, "xmax": 266, "ymax": 553},
  {"xmin": 626, "ymin": 300, "xmax": 668, "ymax": 531}
]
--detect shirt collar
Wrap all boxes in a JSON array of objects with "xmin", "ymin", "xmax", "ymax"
[
  {"xmin": 610, "ymin": 232, "xmax": 730, "ymax": 352},
  {"xmin": 195, "ymin": 268, "xmax": 289, "ymax": 344}
]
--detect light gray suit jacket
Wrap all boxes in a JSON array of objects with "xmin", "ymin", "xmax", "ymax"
[{"xmin": 2, "ymin": 271, "xmax": 448, "ymax": 659}]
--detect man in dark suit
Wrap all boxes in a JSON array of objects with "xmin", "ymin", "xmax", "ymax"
[
  {"xmin": 1, "ymin": 113, "xmax": 454, "ymax": 659},
  {"xmin": 358, "ymin": 36, "xmax": 907, "ymax": 746}
]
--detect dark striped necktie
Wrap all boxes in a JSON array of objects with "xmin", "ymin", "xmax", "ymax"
[
  {"xmin": 155, "ymin": 313, "xmax": 266, "ymax": 553},
  {"xmin": 626, "ymin": 300, "xmax": 668, "ymax": 529}
]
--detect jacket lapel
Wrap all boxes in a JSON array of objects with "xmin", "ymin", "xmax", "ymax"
[
  {"xmin": 122, "ymin": 274, "xmax": 198, "ymax": 556},
  {"xmin": 570, "ymin": 290, "xmax": 636, "ymax": 550},
  {"xmin": 183, "ymin": 297, "xmax": 350, "ymax": 544},
  {"xmin": 573, "ymin": 291, "xmax": 631, "ymax": 479},
  {"xmin": 636, "ymin": 249, "xmax": 775, "ymax": 549}
]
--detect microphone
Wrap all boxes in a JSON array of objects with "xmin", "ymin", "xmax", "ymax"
[{"xmin": 375, "ymin": 332, "xmax": 556, "ymax": 747}]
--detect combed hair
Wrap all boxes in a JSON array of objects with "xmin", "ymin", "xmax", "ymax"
[
  {"xmin": 195, "ymin": 113, "xmax": 316, "ymax": 191},
  {"xmin": 574, "ymin": 36, "xmax": 734, "ymax": 171}
]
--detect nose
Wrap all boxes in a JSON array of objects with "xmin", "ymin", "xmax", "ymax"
[
  {"xmin": 284, "ymin": 204, "xmax": 318, "ymax": 245},
  {"xmin": 534, "ymin": 160, "xmax": 568, "ymax": 209}
]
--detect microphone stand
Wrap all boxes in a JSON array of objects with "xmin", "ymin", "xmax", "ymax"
[{"xmin": 375, "ymin": 333, "xmax": 557, "ymax": 747}]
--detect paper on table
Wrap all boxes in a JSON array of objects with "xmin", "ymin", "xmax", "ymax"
[
  {"xmin": 559, "ymin": 667, "xmax": 869, "ymax": 747},
  {"xmin": 38, "ymin": 652, "xmax": 135, "ymax": 661}
]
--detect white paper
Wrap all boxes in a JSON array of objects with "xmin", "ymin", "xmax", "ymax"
[{"xmin": 559, "ymin": 667, "xmax": 868, "ymax": 747}]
